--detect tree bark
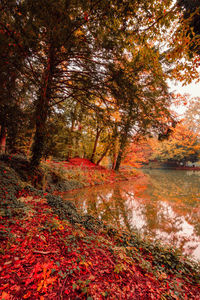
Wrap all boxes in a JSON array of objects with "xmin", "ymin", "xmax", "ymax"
[
  {"xmin": 114, "ymin": 141, "xmax": 126, "ymax": 171},
  {"xmin": 90, "ymin": 127, "xmax": 101, "ymax": 163},
  {"xmin": 30, "ymin": 45, "xmax": 55, "ymax": 167},
  {"xmin": 114, "ymin": 126, "xmax": 130, "ymax": 171}
]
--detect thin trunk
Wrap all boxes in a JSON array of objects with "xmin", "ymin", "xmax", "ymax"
[
  {"xmin": 112, "ymin": 139, "xmax": 119, "ymax": 170},
  {"xmin": 68, "ymin": 105, "xmax": 77, "ymax": 159},
  {"xmin": 0, "ymin": 125, "xmax": 7, "ymax": 153},
  {"xmin": 31, "ymin": 45, "xmax": 55, "ymax": 167},
  {"xmin": 90, "ymin": 128, "xmax": 101, "ymax": 163},
  {"xmin": 96, "ymin": 140, "xmax": 112, "ymax": 165}
]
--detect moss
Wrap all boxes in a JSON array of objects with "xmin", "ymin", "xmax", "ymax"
[
  {"xmin": 45, "ymin": 194, "xmax": 82, "ymax": 224},
  {"xmin": 0, "ymin": 161, "xmax": 24, "ymax": 218}
]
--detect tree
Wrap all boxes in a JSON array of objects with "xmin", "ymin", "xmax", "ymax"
[
  {"xmin": 163, "ymin": 1, "xmax": 200, "ymax": 84},
  {"xmin": 183, "ymin": 97, "xmax": 200, "ymax": 134},
  {"xmin": 107, "ymin": 46, "xmax": 173, "ymax": 170},
  {"xmin": 0, "ymin": 0, "xmax": 37, "ymax": 154},
  {"xmin": 1, "ymin": 0, "xmax": 176, "ymax": 166},
  {"xmin": 177, "ymin": 0, "xmax": 200, "ymax": 55},
  {"xmin": 122, "ymin": 138, "xmax": 153, "ymax": 168},
  {"xmin": 150, "ymin": 122, "xmax": 200, "ymax": 166}
]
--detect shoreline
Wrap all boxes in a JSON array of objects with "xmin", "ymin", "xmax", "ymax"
[{"xmin": 0, "ymin": 155, "xmax": 200, "ymax": 299}]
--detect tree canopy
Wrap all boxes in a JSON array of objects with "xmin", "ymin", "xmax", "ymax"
[{"xmin": 0, "ymin": 0, "xmax": 199, "ymax": 169}]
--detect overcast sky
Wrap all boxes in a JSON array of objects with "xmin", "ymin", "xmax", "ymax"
[
  {"xmin": 169, "ymin": 80, "xmax": 200, "ymax": 98},
  {"xmin": 168, "ymin": 79, "xmax": 200, "ymax": 117}
]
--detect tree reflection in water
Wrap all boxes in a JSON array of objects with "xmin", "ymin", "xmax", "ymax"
[{"xmin": 62, "ymin": 169, "xmax": 200, "ymax": 261}]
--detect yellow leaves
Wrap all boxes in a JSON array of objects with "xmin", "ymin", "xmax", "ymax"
[
  {"xmin": 58, "ymin": 225, "xmax": 64, "ymax": 230},
  {"xmin": 114, "ymin": 263, "xmax": 127, "ymax": 273},
  {"xmin": 51, "ymin": 218, "xmax": 65, "ymax": 231},
  {"xmin": 74, "ymin": 29, "xmax": 84, "ymax": 37},
  {"xmin": 113, "ymin": 246, "xmax": 136, "ymax": 275},
  {"xmin": 80, "ymin": 260, "xmax": 93, "ymax": 270}
]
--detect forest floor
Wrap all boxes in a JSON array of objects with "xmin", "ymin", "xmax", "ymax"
[{"xmin": 0, "ymin": 155, "xmax": 200, "ymax": 299}]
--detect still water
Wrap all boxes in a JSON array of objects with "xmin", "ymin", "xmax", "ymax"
[{"xmin": 62, "ymin": 169, "xmax": 200, "ymax": 261}]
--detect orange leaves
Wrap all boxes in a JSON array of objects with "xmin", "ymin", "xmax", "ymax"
[
  {"xmin": 150, "ymin": 121, "xmax": 200, "ymax": 164},
  {"xmin": 37, "ymin": 272, "xmax": 57, "ymax": 292},
  {"xmin": 122, "ymin": 139, "xmax": 152, "ymax": 167},
  {"xmin": 24, "ymin": 262, "xmax": 58, "ymax": 293},
  {"xmin": 23, "ymin": 291, "xmax": 31, "ymax": 299},
  {"xmin": 111, "ymin": 111, "xmax": 121, "ymax": 122},
  {"xmin": 1, "ymin": 292, "xmax": 10, "ymax": 300},
  {"xmin": 37, "ymin": 263, "xmax": 57, "ymax": 292}
]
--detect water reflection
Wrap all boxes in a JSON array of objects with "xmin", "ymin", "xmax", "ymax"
[{"xmin": 62, "ymin": 169, "xmax": 200, "ymax": 261}]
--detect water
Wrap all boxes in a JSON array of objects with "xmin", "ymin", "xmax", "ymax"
[{"xmin": 62, "ymin": 169, "xmax": 200, "ymax": 261}]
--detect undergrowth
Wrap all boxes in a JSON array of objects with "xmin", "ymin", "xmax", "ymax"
[{"xmin": 0, "ymin": 154, "xmax": 199, "ymax": 299}]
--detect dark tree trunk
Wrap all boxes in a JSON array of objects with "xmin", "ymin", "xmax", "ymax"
[
  {"xmin": 114, "ymin": 127, "xmax": 129, "ymax": 171},
  {"xmin": 90, "ymin": 127, "xmax": 101, "ymax": 163},
  {"xmin": 31, "ymin": 45, "xmax": 55, "ymax": 167},
  {"xmin": 114, "ymin": 146, "xmax": 124, "ymax": 171}
]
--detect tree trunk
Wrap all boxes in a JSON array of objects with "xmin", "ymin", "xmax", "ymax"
[
  {"xmin": 0, "ymin": 124, "xmax": 7, "ymax": 153},
  {"xmin": 90, "ymin": 128, "xmax": 101, "ymax": 163},
  {"xmin": 30, "ymin": 45, "xmax": 55, "ymax": 167},
  {"xmin": 68, "ymin": 105, "xmax": 77, "ymax": 159},
  {"xmin": 114, "ymin": 117, "xmax": 132, "ymax": 171},
  {"xmin": 96, "ymin": 140, "xmax": 112, "ymax": 165},
  {"xmin": 114, "ymin": 130, "xmax": 129, "ymax": 171}
]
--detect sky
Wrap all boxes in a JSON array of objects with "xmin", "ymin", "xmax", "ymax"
[
  {"xmin": 169, "ymin": 80, "xmax": 200, "ymax": 98},
  {"xmin": 168, "ymin": 79, "xmax": 200, "ymax": 116}
]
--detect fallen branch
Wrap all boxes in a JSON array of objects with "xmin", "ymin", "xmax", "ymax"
[
  {"xmin": 60, "ymin": 277, "xmax": 68, "ymax": 300},
  {"xmin": 33, "ymin": 250, "xmax": 58, "ymax": 255}
]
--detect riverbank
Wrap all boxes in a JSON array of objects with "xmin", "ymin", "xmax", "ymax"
[
  {"xmin": 0, "ymin": 155, "xmax": 200, "ymax": 299},
  {"xmin": 143, "ymin": 161, "xmax": 200, "ymax": 171}
]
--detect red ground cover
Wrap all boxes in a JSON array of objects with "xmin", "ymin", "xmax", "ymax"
[
  {"xmin": 1, "ymin": 195, "xmax": 200, "ymax": 299},
  {"xmin": 0, "ymin": 159, "xmax": 199, "ymax": 299},
  {"xmin": 46, "ymin": 158, "xmax": 124, "ymax": 186},
  {"xmin": 47, "ymin": 158, "xmax": 108, "ymax": 170}
]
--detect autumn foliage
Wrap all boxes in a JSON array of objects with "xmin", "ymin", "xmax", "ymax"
[
  {"xmin": 0, "ymin": 157, "xmax": 200, "ymax": 299},
  {"xmin": 150, "ymin": 122, "xmax": 200, "ymax": 166},
  {"xmin": 1, "ymin": 193, "xmax": 200, "ymax": 299}
]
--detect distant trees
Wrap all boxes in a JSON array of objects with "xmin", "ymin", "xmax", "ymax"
[
  {"xmin": 183, "ymin": 97, "xmax": 200, "ymax": 134},
  {"xmin": 107, "ymin": 48, "xmax": 173, "ymax": 170},
  {"xmin": 150, "ymin": 123, "xmax": 200, "ymax": 166}
]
